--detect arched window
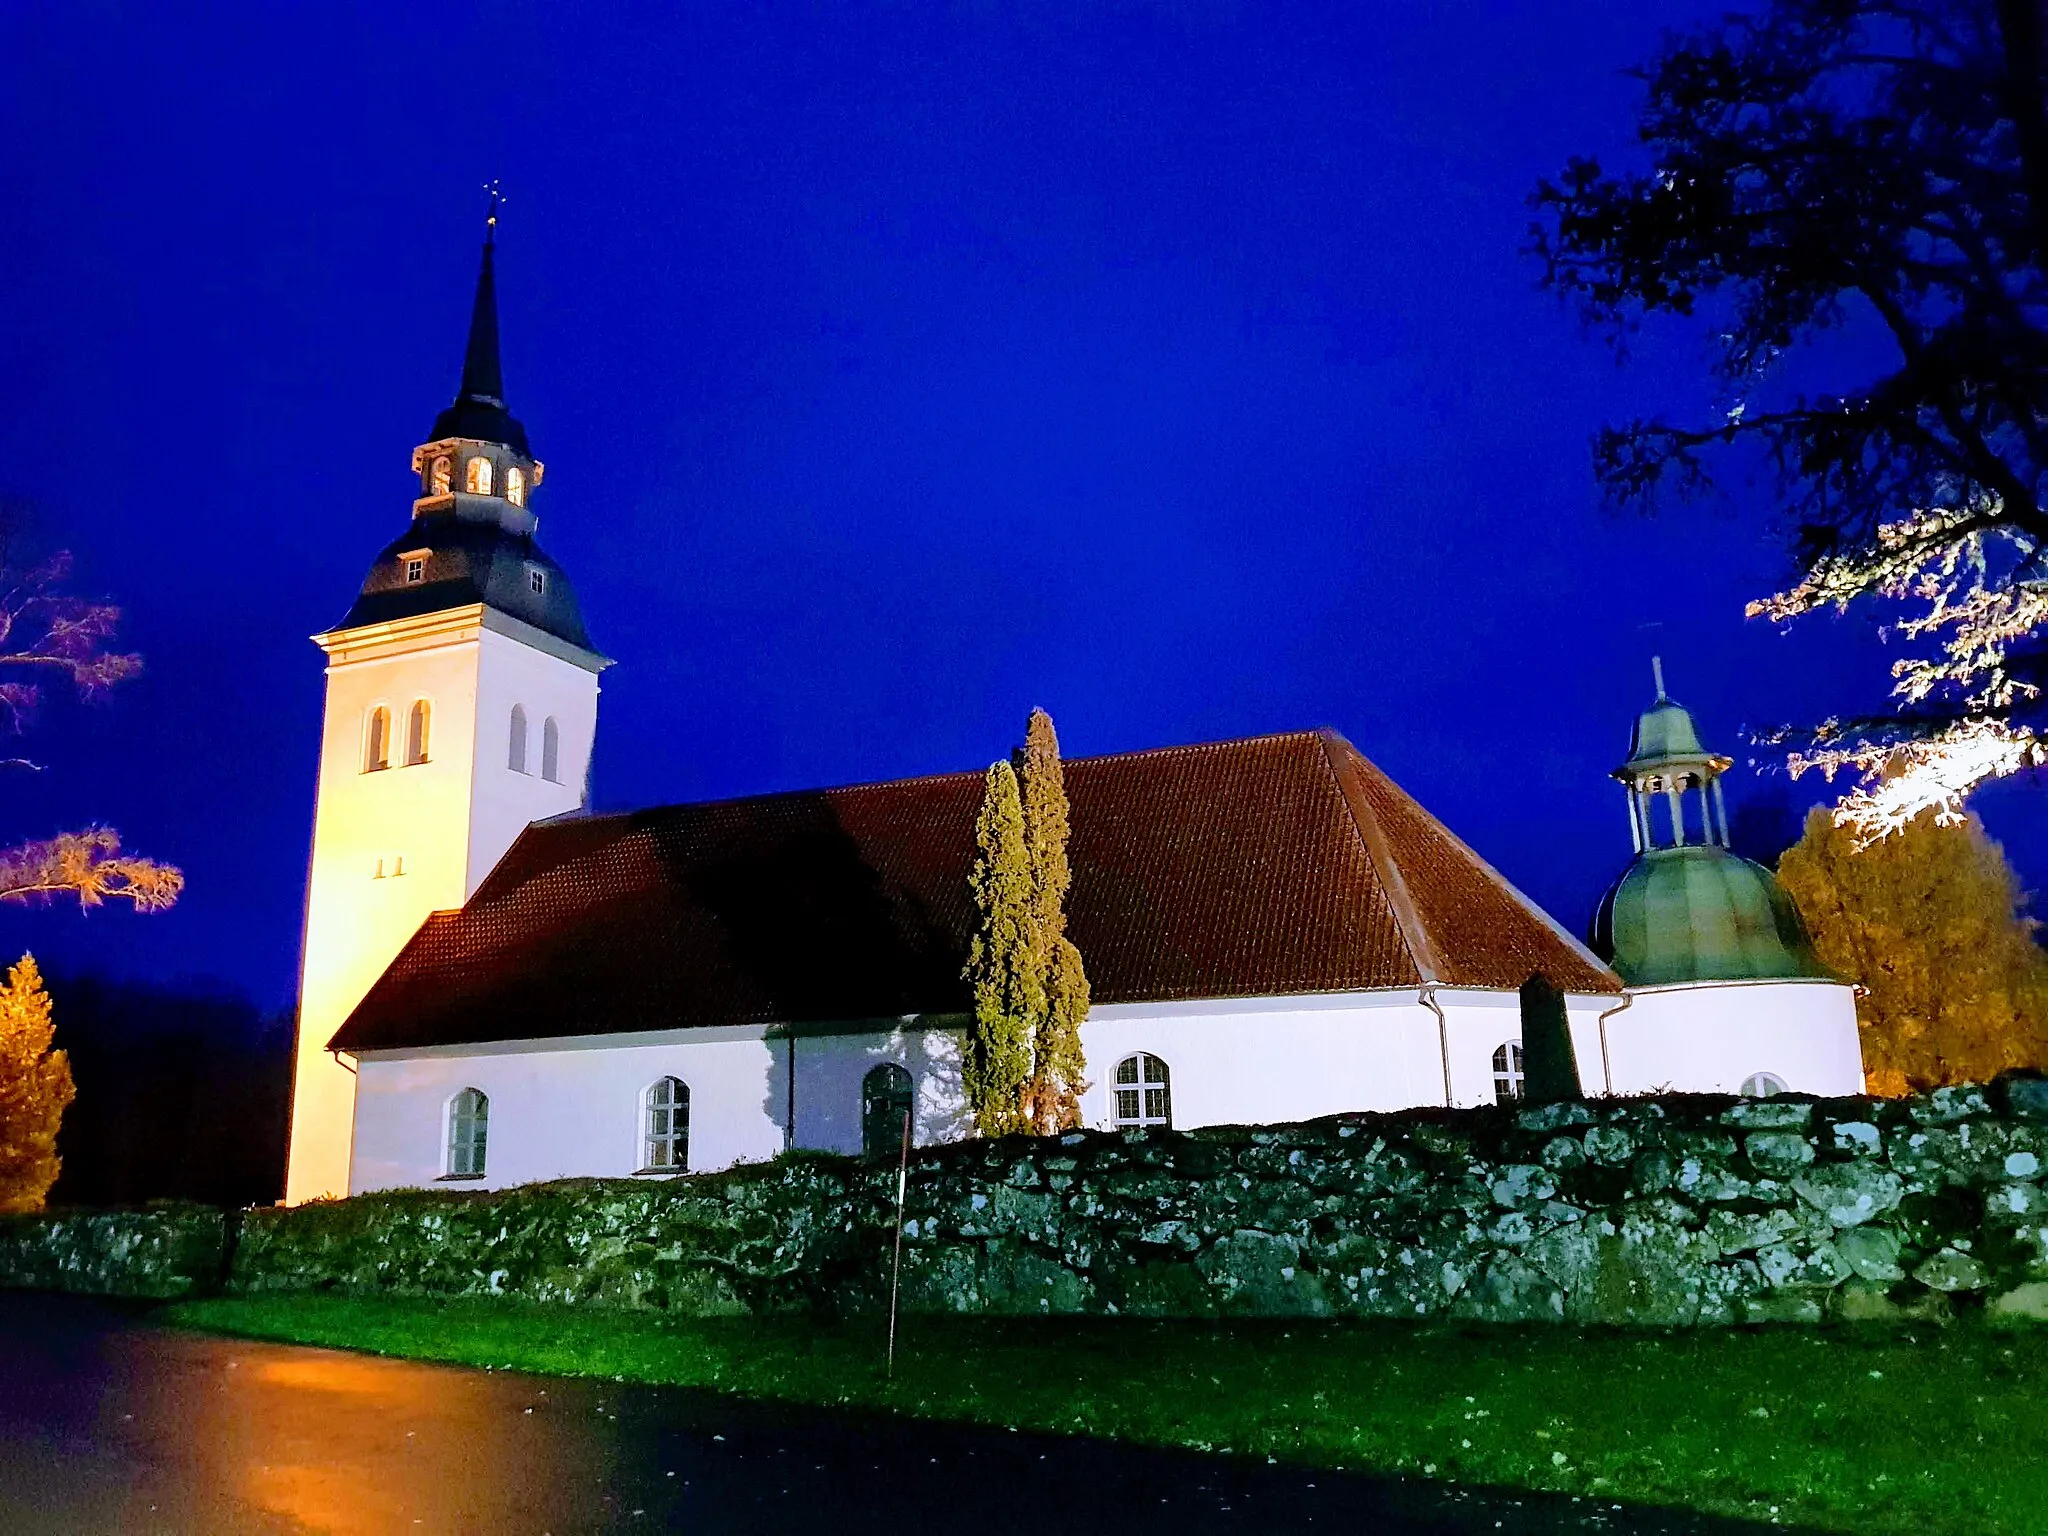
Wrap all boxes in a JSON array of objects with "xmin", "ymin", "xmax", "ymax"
[
  {"xmin": 508, "ymin": 705, "xmax": 528, "ymax": 773},
  {"xmin": 405, "ymin": 699, "xmax": 430, "ymax": 765},
  {"xmin": 1740, "ymin": 1072, "xmax": 1788, "ymax": 1099},
  {"xmin": 1492, "ymin": 1043, "xmax": 1525, "ymax": 1103},
  {"xmin": 446, "ymin": 1088, "xmax": 488, "ymax": 1178},
  {"xmin": 642, "ymin": 1077, "xmax": 689, "ymax": 1172},
  {"xmin": 466, "ymin": 456, "xmax": 493, "ymax": 495},
  {"xmin": 506, "ymin": 465, "xmax": 526, "ymax": 507},
  {"xmin": 1112, "ymin": 1053, "xmax": 1171, "ymax": 1129},
  {"xmin": 363, "ymin": 706, "xmax": 391, "ymax": 772},
  {"xmin": 430, "ymin": 455, "xmax": 453, "ymax": 496},
  {"xmin": 862, "ymin": 1064, "xmax": 914, "ymax": 1159},
  {"xmin": 541, "ymin": 717, "xmax": 560, "ymax": 783}
]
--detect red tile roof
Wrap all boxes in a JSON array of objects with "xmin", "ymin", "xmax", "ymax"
[{"xmin": 330, "ymin": 729, "xmax": 1619, "ymax": 1053}]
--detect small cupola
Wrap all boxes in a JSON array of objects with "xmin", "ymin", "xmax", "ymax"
[
  {"xmin": 1591, "ymin": 658, "xmax": 1829, "ymax": 986},
  {"xmin": 1613, "ymin": 657, "xmax": 1736, "ymax": 853},
  {"xmin": 408, "ymin": 195, "xmax": 544, "ymax": 534}
]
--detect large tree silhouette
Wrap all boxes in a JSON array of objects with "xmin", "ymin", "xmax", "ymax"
[{"xmin": 1532, "ymin": 0, "xmax": 2048, "ymax": 837}]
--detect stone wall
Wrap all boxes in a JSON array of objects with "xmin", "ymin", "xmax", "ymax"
[
  {"xmin": 0, "ymin": 1204, "xmax": 232, "ymax": 1299},
  {"xmin": 7, "ymin": 1082, "xmax": 2048, "ymax": 1324}
]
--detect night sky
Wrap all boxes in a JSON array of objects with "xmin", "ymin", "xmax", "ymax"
[{"xmin": 2, "ymin": 1, "xmax": 2041, "ymax": 1012}]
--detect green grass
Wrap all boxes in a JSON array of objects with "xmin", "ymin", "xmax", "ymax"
[{"xmin": 162, "ymin": 1293, "xmax": 2043, "ymax": 1534}]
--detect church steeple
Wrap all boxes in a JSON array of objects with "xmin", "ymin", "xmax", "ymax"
[{"xmin": 426, "ymin": 194, "xmax": 531, "ymax": 458}]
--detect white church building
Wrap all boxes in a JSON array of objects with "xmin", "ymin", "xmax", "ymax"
[{"xmin": 282, "ymin": 231, "xmax": 1864, "ymax": 1204}]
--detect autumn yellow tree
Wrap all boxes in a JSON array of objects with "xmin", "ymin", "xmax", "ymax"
[
  {"xmin": 1778, "ymin": 806, "xmax": 2048, "ymax": 1093},
  {"xmin": 0, "ymin": 956, "xmax": 75, "ymax": 1213},
  {"xmin": 1016, "ymin": 708, "xmax": 1089, "ymax": 1133},
  {"xmin": 962, "ymin": 761, "xmax": 1035, "ymax": 1136}
]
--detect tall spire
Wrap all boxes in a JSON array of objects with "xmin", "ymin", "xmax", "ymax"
[
  {"xmin": 429, "ymin": 189, "xmax": 529, "ymax": 455},
  {"xmin": 457, "ymin": 194, "xmax": 505, "ymax": 405}
]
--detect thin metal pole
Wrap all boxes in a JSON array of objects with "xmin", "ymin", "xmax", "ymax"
[{"xmin": 886, "ymin": 1104, "xmax": 912, "ymax": 1377}]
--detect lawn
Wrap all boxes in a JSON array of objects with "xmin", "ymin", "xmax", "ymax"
[{"xmin": 163, "ymin": 1294, "xmax": 2042, "ymax": 1534}]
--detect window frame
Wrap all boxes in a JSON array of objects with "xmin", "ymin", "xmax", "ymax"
[
  {"xmin": 506, "ymin": 465, "xmax": 527, "ymax": 507},
  {"xmin": 466, "ymin": 456, "xmax": 494, "ymax": 496},
  {"xmin": 1111, "ymin": 1052, "xmax": 1171, "ymax": 1130},
  {"xmin": 541, "ymin": 716, "xmax": 560, "ymax": 783},
  {"xmin": 443, "ymin": 1087, "xmax": 489, "ymax": 1180},
  {"xmin": 638, "ymin": 1077, "xmax": 690, "ymax": 1174},
  {"xmin": 1492, "ymin": 1042, "xmax": 1526, "ymax": 1103},
  {"xmin": 402, "ymin": 553, "xmax": 428, "ymax": 585},
  {"xmin": 1740, "ymin": 1072, "xmax": 1789, "ymax": 1099},
  {"xmin": 430, "ymin": 455, "xmax": 453, "ymax": 496},
  {"xmin": 527, "ymin": 564, "xmax": 547, "ymax": 596},
  {"xmin": 508, "ymin": 704, "xmax": 529, "ymax": 774}
]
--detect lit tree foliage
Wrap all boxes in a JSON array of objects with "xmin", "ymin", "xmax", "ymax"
[
  {"xmin": 0, "ymin": 547, "xmax": 181, "ymax": 909},
  {"xmin": 0, "ymin": 955, "xmax": 75, "ymax": 1214},
  {"xmin": 1778, "ymin": 804, "xmax": 2048, "ymax": 1091},
  {"xmin": 962, "ymin": 761, "xmax": 1036, "ymax": 1136},
  {"xmin": 1016, "ymin": 708, "xmax": 1090, "ymax": 1133},
  {"xmin": 1530, "ymin": 0, "xmax": 2048, "ymax": 835}
]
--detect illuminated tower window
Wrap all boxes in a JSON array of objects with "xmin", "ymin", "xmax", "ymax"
[
  {"xmin": 506, "ymin": 465, "xmax": 526, "ymax": 507},
  {"xmin": 430, "ymin": 455, "xmax": 453, "ymax": 495},
  {"xmin": 509, "ymin": 704, "xmax": 529, "ymax": 773},
  {"xmin": 406, "ymin": 699, "xmax": 431, "ymax": 765},
  {"xmin": 541, "ymin": 716, "xmax": 560, "ymax": 782},
  {"xmin": 466, "ymin": 456, "xmax": 494, "ymax": 495},
  {"xmin": 364, "ymin": 706, "xmax": 391, "ymax": 772}
]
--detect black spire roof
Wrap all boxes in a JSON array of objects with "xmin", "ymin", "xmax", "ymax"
[{"xmin": 429, "ymin": 215, "xmax": 531, "ymax": 456}]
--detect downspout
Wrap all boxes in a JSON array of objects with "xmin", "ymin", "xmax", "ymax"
[
  {"xmin": 1420, "ymin": 983, "xmax": 1453, "ymax": 1108},
  {"xmin": 1593, "ymin": 991, "xmax": 1630, "ymax": 1097},
  {"xmin": 785, "ymin": 1032, "xmax": 797, "ymax": 1153}
]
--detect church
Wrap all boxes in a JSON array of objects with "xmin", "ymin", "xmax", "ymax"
[{"xmin": 282, "ymin": 231, "xmax": 1866, "ymax": 1204}]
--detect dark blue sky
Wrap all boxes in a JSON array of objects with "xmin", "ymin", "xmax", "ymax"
[{"xmin": 1, "ymin": 1, "xmax": 2039, "ymax": 1011}]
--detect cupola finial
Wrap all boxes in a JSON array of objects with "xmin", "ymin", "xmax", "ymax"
[{"xmin": 1651, "ymin": 655, "xmax": 1667, "ymax": 701}]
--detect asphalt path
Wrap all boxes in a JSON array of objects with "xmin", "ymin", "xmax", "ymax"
[{"xmin": 0, "ymin": 1293, "xmax": 1809, "ymax": 1535}]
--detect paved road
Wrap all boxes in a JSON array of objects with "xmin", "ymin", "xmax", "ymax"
[{"xmin": 0, "ymin": 1294, "xmax": 1799, "ymax": 1535}]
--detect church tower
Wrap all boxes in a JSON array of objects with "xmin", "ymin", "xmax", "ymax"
[{"xmin": 285, "ymin": 213, "xmax": 609, "ymax": 1203}]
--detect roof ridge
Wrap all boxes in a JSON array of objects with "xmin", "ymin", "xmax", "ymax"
[
  {"xmin": 1325, "ymin": 734, "xmax": 1622, "ymax": 989},
  {"xmin": 1314, "ymin": 731, "xmax": 1441, "ymax": 984},
  {"xmin": 505, "ymin": 729, "xmax": 1340, "ymax": 830}
]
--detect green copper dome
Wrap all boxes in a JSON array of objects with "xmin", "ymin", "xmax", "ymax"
[{"xmin": 1591, "ymin": 845, "xmax": 1827, "ymax": 986}]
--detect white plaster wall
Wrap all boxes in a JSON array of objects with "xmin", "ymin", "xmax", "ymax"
[
  {"xmin": 350, "ymin": 1027, "xmax": 788, "ymax": 1194},
  {"xmin": 288, "ymin": 607, "xmax": 604, "ymax": 1205},
  {"xmin": 790, "ymin": 1025, "xmax": 974, "ymax": 1154},
  {"xmin": 466, "ymin": 620, "xmax": 601, "ymax": 893},
  {"xmin": 1433, "ymin": 989, "xmax": 1621, "ymax": 1107},
  {"xmin": 1601, "ymin": 980, "xmax": 1865, "ymax": 1098},
  {"xmin": 1079, "ymin": 993, "xmax": 1457, "ymax": 1129},
  {"xmin": 344, "ymin": 987, "xmax": 1675, "ymax": 1193}
]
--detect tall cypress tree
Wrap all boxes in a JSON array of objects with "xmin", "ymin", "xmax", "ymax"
[
  {"xmin": 0, "ymin": 955, "xmax": 74, "ymax": 1214},
  {"xmin": 1017, "ymin": 708, "xmax": 1089, "ymax": 1133},
  {"xmin": 962, "ymin": 762, "xmax": 1036, "ymax": 1136}
]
